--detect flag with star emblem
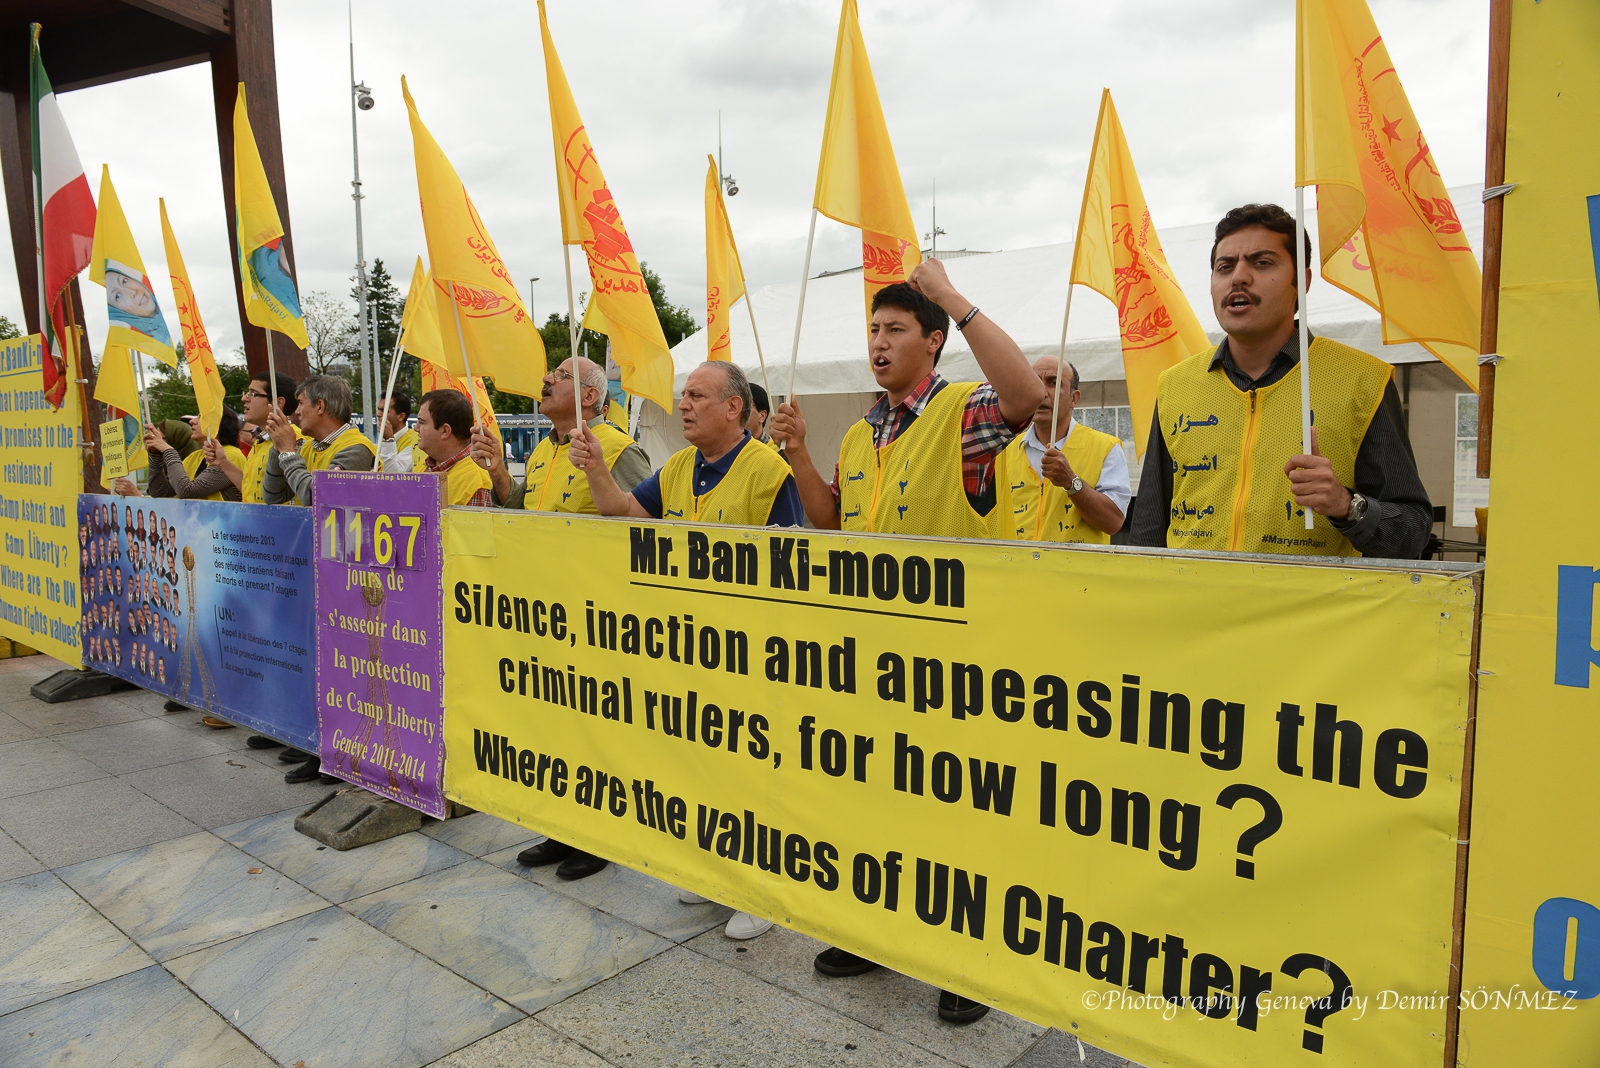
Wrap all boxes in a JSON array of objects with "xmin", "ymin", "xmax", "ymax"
[{"xmin": 1297, "ymin": 0, "xmax": 1480, "ymax": 387}]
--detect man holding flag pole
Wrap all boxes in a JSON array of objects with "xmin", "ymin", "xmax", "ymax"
[
  {"xmin": 769, "ymin": 0, "xmax": 1044, "ymax": 1023},
  {"xmin": 1127, "ymin": 0, "xmax": 1466, "ymax": 560}
]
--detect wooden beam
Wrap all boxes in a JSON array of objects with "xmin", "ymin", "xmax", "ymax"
[
  {"xmin": 1476, "ymin": 0, "xmax": 1512, "ymax": 479},
  {"xmin": 116, "ymin": 0, "xmax": 231, "ymax": 37},
  {"xmin": 0, "ymin": 58, "xmax": 38, "ymax": 337},
  {"xmin": 210, "ymin": 0, "xmax": 308, "ymax": 380},
  {"xmin": 14, "ymin": 10, "xmax": 214, "ymax": 93}
]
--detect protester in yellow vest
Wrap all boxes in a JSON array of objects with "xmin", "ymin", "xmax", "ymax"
[
  {"xmin": 745, "ymin": 382, "xmax": 785, "ymax": 460},
  {"xmin": 413, "ymin": 389, "xmax": 492, "ymax": 506},
  {"xmin": 571, "ymin": 361, "xmax": 801, "ymax": 526},
  {"xmin": 263, "ymin": 375, "xmax": 377, "ymax": 508},
  {"xmin": 999, "ymin": 358, "xmax": 1129, "ymax": 543},
  {"xmin": 377, "ymin": 390, "xmax": 417, "ymax": 473},
  {"xmin": 147, "ymin": 413, "xmax": 247, "ymax": 503},
  {"xmin": 1127, "ymin": 204, "xmax": 1432, "ymax": 558},
  {"xmin": 203, "ymin": 370, "xmax": 300, "ymax": 504},
  {"xmin": 469, "ymin": 357, "xmax": 651, "ymax": 513},
  {"xmin": 772, "ymin": 259, "xmax": 1045, "ymax": 538}
]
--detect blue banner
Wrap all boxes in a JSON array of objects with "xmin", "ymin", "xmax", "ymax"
[{"xmin": 77, "ymin": 495, "xmax": 317, "ymax": 750}]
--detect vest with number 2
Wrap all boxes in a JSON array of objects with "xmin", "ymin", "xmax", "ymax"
[
  {"xmin": 525, "ymin": 421, "xmax": 635, "ymax": 513},
  {"xmin": 658, "ymin": 438, "xmax": 790, "ymax": 525},
  {"xmin": 1157, "ymin": 337, "xmax": 1391, "ymax": 556},
  {"xmin": 998, "ymin": 424, "xmax": 1119, "ymax": 544},
  {"xmin": 836, "ymin": 381, "xmax": 993, "ymax": 539}
]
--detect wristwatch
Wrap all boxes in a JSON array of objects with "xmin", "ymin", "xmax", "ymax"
[
  {"xmin": 1066, "ymin": 475, "xmax": 1086, "ymax": 495},
  {"xmin": 1346, "ymin": 491, "xmax": 1369, "ymax": 523}
]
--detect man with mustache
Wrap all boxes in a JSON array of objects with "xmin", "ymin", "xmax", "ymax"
[
  {"xmin": 468, "ymin": 356, "xmax": 651, "ymax": 513},
  {"xmin": 1128, "ymin": 203, "xmax": 1431, "ymax": 558}
]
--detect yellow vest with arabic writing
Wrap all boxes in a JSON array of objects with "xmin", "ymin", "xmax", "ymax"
[
  {"xmin": 998, "ymin": 424, "xmax": 1119, "ymax": 544},
  {"xmin": 393, "ymin": 427, "xmax": 418, "ymax": 453},
  {"xmin": 288, "ymin": 426, "xmax": 377, "ymax": 507},
  {"xmin": 442, "ymin": 457, "xmax": 493, "ymax": 507},
  {"xmin": 242, "ymin": 430, "xmax": 302, "ymax": 504},
  {"xmin": 182, "ymin": 446, "xmax": 248, "ymax": 503},
  {"xmin": 659, "ymin": 437, "xmax": 791, "ymax": 525},
  {"xmin": 525, "ymin": 422, "xmax": 634, "ymax": 513},
  {"xmin": 837, "ymin": 381, "xmax": 994, "ymax": 538},
  {"xmin": 1157, "ymin": 337, "xmax": 1391, "ymax": 556}
]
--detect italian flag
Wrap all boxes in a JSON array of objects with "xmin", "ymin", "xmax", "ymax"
[{"xmin": 31, "ymin": 25, "xmax": 96, "ymax": 408}]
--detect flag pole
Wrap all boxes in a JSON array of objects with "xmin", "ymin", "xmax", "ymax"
[
  {"xmin": 1294, "ymin": 187, "xmax": 1315, "ymax": 531},
  {"xmin": 446, "ymin": 292, "xmax": 486, "ymax": 465},
  {"xmin": 376, "ymin": 325, "xmax": 408, "ymax": 463},
  {"xmin": 1050, "ymin": 284, "xmax": 1077, "ymax": 446},
  {"xmin": 785, "ymin": 208, "xmax": 819, "ymax": 404},
  {"xmin": 264, "ymin": 330, "xmax": 279, "ymax": 412},
  {"xmin": 132, "ymin": 349, "xmax": 153, "ymax": 433},
  {"xmin": 562, "ymin": 244, "xmax": 583, "ymax": 436},
  {"xmin": 743, "ymin": 296, "xmax": 771, "ymax": 402}
]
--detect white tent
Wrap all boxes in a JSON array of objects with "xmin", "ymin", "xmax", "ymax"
[{"xmin": 640, "ymin": 185, "xmax": 1485, "ymax": 531}]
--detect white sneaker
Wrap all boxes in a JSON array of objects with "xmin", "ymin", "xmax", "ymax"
[
  {"xmin": 724, "ymin": 912, "xmax": 773, "ymax": 940},
  {"xmin": 679, "ymin": 889, "xmax": 711, "ymax": 904}
]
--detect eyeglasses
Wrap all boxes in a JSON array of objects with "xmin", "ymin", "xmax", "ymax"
[
  {"xmin": 549, "ymin": 369, "xmax": 574, "ymax": 383},
  {"xmin": 242, "ymin": 389, "xmax": 269, "ymax": 400}
]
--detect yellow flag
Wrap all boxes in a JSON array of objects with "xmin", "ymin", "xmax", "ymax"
[
  {"xmin": 813, "ymin": 0, "xmax": 922, "ymax": 324},
  {"xmin": 401, "ymin": 78, "xmax": 546, "ymax": 400},
  {"xmin": 398, "ymin": 258, "xmax": 499, "ymax": 441},
  {"xmin": 705, "ymin": 155, "xmax": 747, "ymax": 362},
  {"xmin": 538, "ymin": 0, "xmax": 673, "ymax": 410},
  {"xmin": 233, "ymin": 85, "xmax": 309, "ymax": 350},
  {"xmin": 1296, "ymin": 0, "xmax": 1480, "ymax": 387},
  {"xmin": 399, "ymin": 256, "xmax": 445, "ymax": 367},
  {"xmin": 159, "ymin": 200, "xmax": 225, "ymax": 439},
  {"xmin": 87, "ymin": 167, "xmax": 176, "ymax": 367},
  {"xmin": 1071, "ymin": 90, "xmax": 1210, "ymax": 458},
  {"xmin": 92, "ymin": 344, "xmax": 148, "ymax": 486}
]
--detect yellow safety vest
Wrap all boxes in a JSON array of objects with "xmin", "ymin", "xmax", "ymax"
[
  {"xmin": 1156, "ymin": 337, "xmax": 1391, "ymax": 556},
  {"xmin": 525, "ymin": 422, "xmax": 635, "ymax": 513},
  {"xmin": 182, "ymin": 446, "xmax": 248, "ymax": 502},
  {"xmin": 998, "ymin": 423, "xmax": 1120, "ymax": 544},
  {"xmin": 241, "ymin": 430, "xmax": 302, "ymax": 504},
  {"xmin": 754, "ymin": 436, "xmax": 790, "ymax": 465},
  {"xmin": 440, "ymin": 456, "xmax": 493, "ymax": 506},
  {"xmin": 286, "ymin": 426, "xmax": 378, "ymax": 507},
  {"xmin": 658, "ymin": 437, "xmax": 791, "ymax": 525},
  {"xmin": 411, "ymin": 445, "xmax": 429, "ymax": 472},
  {"xmin": 393, "ymin": 427, "xmax": 418, "ymax": 453},
  {"xmin": 836, "ymin": 381, "xmax": 995, "ymax": 538}
]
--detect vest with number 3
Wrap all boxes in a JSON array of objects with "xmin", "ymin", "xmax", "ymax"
[
  {"xmin": 524, "ymin": 422, "xmax": 634, "ymax": 513},
  {"xmin": 836, "ymin": 381, "xmax": 994, "ymax": 538},
  {"xmin": 1157, "ymin": 337, "xmax": 1391, "ymax": 556},
  {"xmin": 658, "ymin": 438, "xmax": 791, "ymax": 525},
  {"xmin": 998, "ymin": 424, "xmax": 1119, "ymax": 544}
]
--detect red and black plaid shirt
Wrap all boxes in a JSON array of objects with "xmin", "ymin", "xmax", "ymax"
[
  {"xmin": 427, "ymin": 446, "xmax": 493, "ymax": 508},
  {"xmin": 830, "ymin": 371, "xmax": 1028, "ymax": 507}
]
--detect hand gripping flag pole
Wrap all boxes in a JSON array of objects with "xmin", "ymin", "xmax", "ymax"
[
  {"xmin": 562, "ymin": 245, "xmax": 582, "ymax": 438},
  {"xmin": 1295, "ymin": 188, "xmax": 1314, "ymax": 530}
]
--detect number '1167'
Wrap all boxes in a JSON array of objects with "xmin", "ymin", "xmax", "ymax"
[{"xmin": 321, "ymin": 509, "xmax": 426, "ymax": 569}]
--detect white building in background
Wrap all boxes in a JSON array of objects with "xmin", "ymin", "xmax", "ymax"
[{"xmin": 640, "ymin": 186, "xmax": 1487, "ymax": 544}]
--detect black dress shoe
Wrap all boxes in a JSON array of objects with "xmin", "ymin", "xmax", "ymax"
[
  {"xmin": 284, "ymin": 758, "xmax": 322, "ymax": 784},
  {"xmin": 937, "ymin": 990, "xmax": 990, "ymax": 1025},
  {"xmin": 317, "ymin": 773, "xmax": 341, "ymax": 785},
  {"xmin": 162, "ymin": 699, "xmax": 188, "ymax": 712},
  {"xmin": 278, "ymin": 748, "xmax": 312, "ymax": 763},
  {"xmin": 555, "ymin": 850, "xmax": 608, "ymax": 880},
  {"xmin": 516, "ymin": 839, "xmax": 575, "ymax": 867},
  {"xmin": 814, "ymin": 947, "xmax": 880, "ymax": 977},
  {"xmin": 246, "ymin": 735, "xmax": 283, "ymax": 750}
]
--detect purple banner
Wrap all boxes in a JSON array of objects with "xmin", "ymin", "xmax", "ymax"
[{"xmin": 314, "ymin": 471, "xmax": 446, "ymax": 817}]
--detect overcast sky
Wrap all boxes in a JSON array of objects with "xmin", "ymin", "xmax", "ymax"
[{"xmin": 14, "ymin": 0, "xmax": 1487, "ymax": 363}]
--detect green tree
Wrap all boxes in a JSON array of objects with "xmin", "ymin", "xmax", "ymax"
[
  {"xmin": 642, "ymin": 262, "xmax": 697, "ymax": 347},
  {"xmin": 0, "ymin": 314, "xmax": 19, "ymax": 340},
  {"xmin": 348, "ymin": 258, "xmax": 412, "ymax": 415}
]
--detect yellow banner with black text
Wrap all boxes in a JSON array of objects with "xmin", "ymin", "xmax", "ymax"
[{"xmin": 442, "ymin": 512, "xmax": 1474, "ymax": 1068}]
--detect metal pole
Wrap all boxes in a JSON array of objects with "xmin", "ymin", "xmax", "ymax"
[
  {"xmin": 448, "ymin": 295, "xmax": 485, "ymax": 465},
  {"xmin": 349, "ymin": 1, "xmax": 375, "ymax": 442},
  {"xmin": 132, "ymin": 349, "xmax": 153, "ymax": 434},
  {"xmin": 785, "ymin": 208, "xmax": 819, "ymax": 401},
  {"xmin": 1294, "ymin": 187, "xmax": 1314, "ymax": 531},
  {"xmin": 529, "ymin": 277, "xmax": 539, "ymax": 324},
  {"xmin": 265, "ymin": 330, "xmax": 278, "ymax": 412},
  {"xmin": 1050, "ymin": 284, "xmax": 1076, "ymax": 446},
  {"xmin": 744, "ymin": 295, "xmax": 771, "ymax": 402},
  {"xmin": 376, "ymin": 325, "xmax": 407, "ymax": 464},
  {"xmin": 562, "ymin": 245, "xmax": 583, "ymax": 431}
]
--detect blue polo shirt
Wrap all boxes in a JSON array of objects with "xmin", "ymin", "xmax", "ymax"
[{"xmin": 631, "ymin": 432, "xmax": 804, "ymax": 527}]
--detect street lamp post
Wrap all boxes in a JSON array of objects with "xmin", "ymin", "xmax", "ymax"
[{"xmin": 348, "ymin": 2, "xmax": 377, "ymax": 441}]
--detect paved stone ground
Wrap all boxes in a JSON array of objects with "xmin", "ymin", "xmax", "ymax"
[{"xmin": 0, "ymin": 654, "xmax": 1150, "ymax": 1068}]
